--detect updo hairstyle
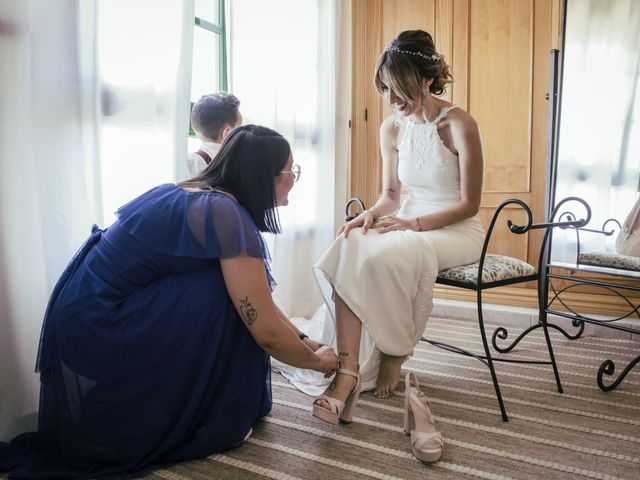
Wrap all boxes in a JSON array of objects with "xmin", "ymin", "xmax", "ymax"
[{"xmin": 374, "ymin": 30, "xmax": 453, "ymax": 103}]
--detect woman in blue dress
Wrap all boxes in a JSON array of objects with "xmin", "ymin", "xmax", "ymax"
[{"xmin": 0, "ymin": 125, "xmax": 338, "ymax": 479}]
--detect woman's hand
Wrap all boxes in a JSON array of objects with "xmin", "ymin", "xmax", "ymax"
[
  {"xmin": 372, "ymin": 215, "xmax": 418, "ymax": 234},
  {"xmin": 338, "ymin": 210, "xmax": 376, "ymax": 238},
  {"xmin": 314, "ymin": 345, "xmax": 339, "ymax": 377}
]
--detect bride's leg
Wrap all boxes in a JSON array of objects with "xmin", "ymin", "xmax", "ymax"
[
  {"xmin": 315, "ymin": 293, "xmax": 360, "ymax": 410},
  {"xmin": 375, "ymin": 353, "xmax": 406, "ymax": 399}
]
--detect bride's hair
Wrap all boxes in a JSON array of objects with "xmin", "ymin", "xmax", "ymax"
[{"xmin": 374, "ymin": 30, "xmax": 453, "ymax": 103}]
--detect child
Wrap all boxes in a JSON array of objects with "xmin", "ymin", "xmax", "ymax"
[{"xmin": 187, "ymin": 92, "xmax": 242, "ymax": 177}]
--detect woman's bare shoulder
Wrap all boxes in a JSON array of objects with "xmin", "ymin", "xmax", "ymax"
[
  {"xmin": 380, "ymin": 113, "xmax": 405, "ymax": 141},
  {"xmin": 380, "ymin": 113, "xmax": 403, "ymax": 131},
  {"xmin": 448, "ymin": 107, "xmax": 479, "ymax": 133}
]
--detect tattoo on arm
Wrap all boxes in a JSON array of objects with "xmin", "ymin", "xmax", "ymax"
[
  {"xmin": 339, "ymin": 352, "xmax": 349, "ymax": 357},
  {"xmin": 386, "ymin": 188, "xmax": 397, "ymax": 193},
  {"xmin": 239, "ymin": 296, "xmax": 258, "ymax": 326}
]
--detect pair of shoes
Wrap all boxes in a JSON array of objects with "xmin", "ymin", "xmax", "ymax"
[
  {"xmin": 312, "ymin": 368, "xmax": 361, "ymax": 425},
  {"xmin": 404, "ymin": 372, "xmax": 444, "ymax": 463}
]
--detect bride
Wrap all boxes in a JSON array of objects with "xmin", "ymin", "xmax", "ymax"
[{"xmin": 274, "ymin": 29, "xmax": 486, "ymax": 409}]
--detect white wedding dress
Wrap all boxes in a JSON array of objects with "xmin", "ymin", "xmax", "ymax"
[{"xmin": 273, "ymin": 106, "xmax": 485, "ymax": 394}]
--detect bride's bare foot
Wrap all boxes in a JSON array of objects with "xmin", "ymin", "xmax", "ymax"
[
  {"xmin": 375, "ymin": 354, "xmax": 407, "ymax": 398},
  {"xmin": 315, "ymin": 370, "xmax": 359, "ymax": 411}
]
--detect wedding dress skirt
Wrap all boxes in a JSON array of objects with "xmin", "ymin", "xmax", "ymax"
[
  {"xmin": 274, "ymin": 107, "xmax": 484, "ymax": 393},
  {"xmin": 273, "ymin": 216, "xmax": 484, "ymax": 394}
]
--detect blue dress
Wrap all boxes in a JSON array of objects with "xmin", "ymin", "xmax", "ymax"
[{"xmin": 0, "ymin": 184, "xmax": 273, "ymax": 479}]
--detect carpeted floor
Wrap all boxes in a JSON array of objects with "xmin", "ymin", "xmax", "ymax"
[
  {"xmin": 142, "ymin": 317, "xmax": 640, "ymax": 480},
  {"xmin": 3, "ymin": 317, "xmax": 637, "ymax": 480}
]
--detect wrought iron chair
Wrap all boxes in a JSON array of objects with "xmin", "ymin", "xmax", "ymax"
[
  {"xmin": 344, "ymin": 197, "xmax": 588, "ymax": 421},
  {"xmin": 542, "ymin": 200, "xmax": 640, "ymax": 392}
]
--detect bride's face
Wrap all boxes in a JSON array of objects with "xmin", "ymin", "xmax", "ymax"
[{"xmin": 379, "ymin": 69, "xmax": 423, "ymax": 118}]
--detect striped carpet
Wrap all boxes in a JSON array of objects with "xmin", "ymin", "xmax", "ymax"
[
  {"xmin": 145, "ymin": 317, "xmax": 639, "ymax": 480},
  {"xmin": 4, "ymin": 317, "xmax": 638, "ymax": 480}
]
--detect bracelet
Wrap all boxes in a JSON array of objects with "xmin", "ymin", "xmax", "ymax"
[
  {"xmin": 298, "ymin": 333, "xmax": 309, "ymax": 341},
  {"xmin": 416, "ymin": 217, "xmax": 423, "ymax": 232}
]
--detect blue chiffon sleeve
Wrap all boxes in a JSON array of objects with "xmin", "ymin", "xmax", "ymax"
[{"xmin": 115, "ymin": 184, "xmax": 276, "ymax": 289}]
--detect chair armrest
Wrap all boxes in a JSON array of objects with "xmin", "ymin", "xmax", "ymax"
[
  {"xmin": 579, "ymin": 218, "xmax": 622, "ymax": 236},
  {"xmin": 345, "ymin": 197, "xmax": 366, "ymax": 222}
]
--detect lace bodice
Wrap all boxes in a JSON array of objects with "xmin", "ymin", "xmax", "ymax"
[{"xmin": 397, "ymin": 106, "xmax": 462, "ymax": 216}]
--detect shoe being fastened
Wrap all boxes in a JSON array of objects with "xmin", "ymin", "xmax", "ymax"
[
  {"xmin": 312, "ymin": 368, "xmax": 361, "ymax": 424},
  {"xmin": 404, "ymin": 372, "xmax": 444, "ymax": 462}
]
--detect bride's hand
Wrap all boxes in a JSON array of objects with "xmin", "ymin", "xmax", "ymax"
[
  {"xmin": 372, "ymin": 215, "xmax": 418, "ymax": 234},
  {"xmin": 338, "ymin": 210, "xmax": 376, "ymax": 238},
  {"xmin": 302, "ymin": 337, "xmax": 325, "ymax": 352}
]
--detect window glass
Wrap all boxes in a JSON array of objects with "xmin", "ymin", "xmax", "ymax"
[
  {"xmin": 195, "ymin": 0, "xmax": 219, "ymax": 25},
  {"xmin": 190, "ymin": 27, "xmax": 220, "ymax": 102}
]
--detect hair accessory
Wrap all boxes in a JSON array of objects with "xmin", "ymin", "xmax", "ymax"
[{"xmin": 385, "ymin": 45, "xmax": 440, "ymax": 62}]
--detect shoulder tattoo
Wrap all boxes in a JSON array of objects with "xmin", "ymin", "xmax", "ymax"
[{"xmin": 239, "ymin": 296, "xmax": 258, "ymax": 326}]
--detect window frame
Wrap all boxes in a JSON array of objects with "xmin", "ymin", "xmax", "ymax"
[{"xmin": 190, "ymin": 0, "xmax": 227, "ymax": 137}]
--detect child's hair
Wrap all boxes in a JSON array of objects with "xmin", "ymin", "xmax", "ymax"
[{"xmin": 190, "ymin": 92, "xmax": 241, "ymax": 142}]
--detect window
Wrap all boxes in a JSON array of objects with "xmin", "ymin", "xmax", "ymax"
[{"xmin": 188, "ymin": 0, "xmax": 227, "ymax": 150}]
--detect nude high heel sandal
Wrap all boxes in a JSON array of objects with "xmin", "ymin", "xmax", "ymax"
[
  {"xmin": 404, "ymin": 372, "xmax": 444, "ymax": 462},
  {"xmin": 312, "ymin": 368, "xmax": 361, "ymax": 425}
]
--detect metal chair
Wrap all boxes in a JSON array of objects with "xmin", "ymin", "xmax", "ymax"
[{"xmin": 345, "ymin": 197, "xmax": 587, "ymax": 421}]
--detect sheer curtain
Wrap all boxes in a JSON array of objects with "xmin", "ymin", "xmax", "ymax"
[
  {"xmin": 0, "ymin": 0, "xmax": 194, "ymax": 440},
  {"xmin": 228, "ymin": 0, "xmax": 340, "ymax": 317},
  {"xmin": 0, "ymin": 0, "xmax": 99, "ymax": 441},
  {"xmin": 95, "ymin": 0, "xmax": 194, "ymax": 224}
]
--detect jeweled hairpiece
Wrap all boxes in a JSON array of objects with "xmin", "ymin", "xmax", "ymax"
[{"xmin": 385, "ymin": 45, "xmax": 440, "ymax": 62}]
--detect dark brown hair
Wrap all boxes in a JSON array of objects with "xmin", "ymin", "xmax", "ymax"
[
  {"xmin": 179, "ymin": 125, "xmax": 290, "ymax": 233},
  {"xmin": 374, "ymin": 30, "xmax": 453, "ymax": 103},
  {"xmin": 190, "ymin": 92, "xmax": 241, "ymax": 142}
]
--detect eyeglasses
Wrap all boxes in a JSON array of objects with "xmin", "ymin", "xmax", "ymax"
[{"xmin": 279, "ymin": 163, "xmax": 301, "ymax": 182}]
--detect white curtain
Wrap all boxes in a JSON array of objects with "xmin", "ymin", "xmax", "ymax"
[
  {"xmin": 95, "ymin": 0, "xmax": 194, "ymax": 224},
  {"xmin": 228, "ymin": 0, "xmax": 342, "ymax": 317},
  {"xmin": 0, "ymin": 0, "xmax": 194, "ymax": 440},
  {"xmin": 553, "ymin": 0, "xmax": 640, "ymax": 260}
]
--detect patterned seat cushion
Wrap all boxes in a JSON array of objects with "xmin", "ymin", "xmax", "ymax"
[
  {"xmin": 438, "ymin": 254, "xmax": 536, "ymax": 286},
  {"xmin": 579, "ymin": 252, "xmax": 640, "ymax": 272}
]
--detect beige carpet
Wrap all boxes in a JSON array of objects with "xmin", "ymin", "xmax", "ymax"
[
  {"xmin": 143, "ymin": 317, "xmax": 640, "ymax": 480},
  {"xmin": 4, "ymin": 317, "xmax": 638, "ymax": 480}
]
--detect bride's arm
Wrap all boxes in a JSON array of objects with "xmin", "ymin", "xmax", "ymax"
[{"xmin": 340, "ymin": 114, "xmax": 402, "ymax": 237}]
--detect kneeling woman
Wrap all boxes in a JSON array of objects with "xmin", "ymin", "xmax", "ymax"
[{"xmin": 0, "ymin": 125, "xmax": 338, "ymax": 479}]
